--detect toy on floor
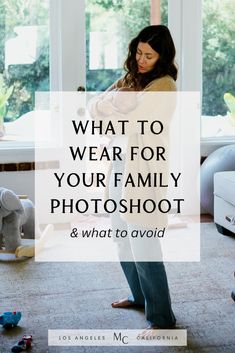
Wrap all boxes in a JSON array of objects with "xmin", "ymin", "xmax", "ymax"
[
  {"xmin": 0, "ymin": 187, "xmax": 53, "ymax": 258},
  {"xmin": 0, "ymin": 311, "xmax": 21, "ymax": 329},
  {"xmin": 11, "ymin": 335, "xmax": 33, "ymax": 352}
]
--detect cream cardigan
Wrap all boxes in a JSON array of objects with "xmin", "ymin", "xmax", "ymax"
[
  {"xmin": 112, "ymin": 75, "xmax": 176, "ymax": 92},
  {"xmin": 90, "ymin": 75, "xmax": 177, "ymax": 227}
]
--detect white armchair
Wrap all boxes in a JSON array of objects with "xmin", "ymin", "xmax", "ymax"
[{"xmin": 214, "ymin": 171, "xmax": 235, "ymax": 236}]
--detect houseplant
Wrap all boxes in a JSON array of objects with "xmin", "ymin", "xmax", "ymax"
[{"xmin": 0, "ymin": 73, "xmax": 14, "ymax": 138}]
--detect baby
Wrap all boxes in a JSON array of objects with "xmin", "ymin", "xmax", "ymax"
[
  {"xmin": 93, "ymin": 86, "xmax": 139, "ymax": 117},
  {"xmin": 112, "ymin": 87, "xmax": 138, "ymax": 114}
]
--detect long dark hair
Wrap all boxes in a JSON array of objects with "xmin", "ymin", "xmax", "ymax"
[{"xmin": 123, "ymin": 25, "xmax": 178, "ymax": 89}]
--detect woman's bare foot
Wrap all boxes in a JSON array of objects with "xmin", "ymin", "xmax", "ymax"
[{"xmin": 111, "ymin": 298, "xmax": 135, "ymax": 308}]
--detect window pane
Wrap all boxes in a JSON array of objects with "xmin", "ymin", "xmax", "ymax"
[
  {"xmin": 202, "ymin": 0, "xmax": 235, "ymax": 117},
  {"xmin": 0, "ymin": 0, "xmax": 49, "ymax": 127},
  {"xmin": 86, "ymin": 0, "xmax": 151, "ymax": 91},
  {"xmin": 161, "ymin": 0, "xmax": 168, "ymax": 26}
]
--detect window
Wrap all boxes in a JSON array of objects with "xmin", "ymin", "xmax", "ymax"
[
  {"xmin": 86, "ymin": 0, "xmax": 168, "ymax": 91},
  {"xmin": 0, "ymin": 0, "xmax": 49, "ymax": 142},
  {"xmin": 2, "ymin": 0, "xmax": 231, "ymax": 152},
  {"xmin": 160, "ymin": 0, "xmax": 168, "ymax": 26},
  {"xmin": 202, "ymin": 0, "xmax": 235, "ymax": 139},
  {"xmin": 202, "ymin": 0, "xmax": 235, "ymax": 116},
  {"xmin": 86, "ymin": 0, "xmax": 150, "ymax": 91}
]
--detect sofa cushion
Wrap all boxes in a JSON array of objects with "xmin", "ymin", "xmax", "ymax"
[{"xmin": 214, "ymin": 171, "xmax": 235, "ymax": 207}]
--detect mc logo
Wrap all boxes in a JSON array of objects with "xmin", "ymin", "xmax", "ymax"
[{"xmin": 113, "ymin": 332, "xmax": 128, "ymax": 344}]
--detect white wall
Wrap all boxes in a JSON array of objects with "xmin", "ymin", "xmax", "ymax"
[
  {"xmin": 0, "ymin": 171, "xmax": 35, "ymax": 202},
  {"xmin": 0, "ymin": 148, "xmax": 35, "ymax": 201}
]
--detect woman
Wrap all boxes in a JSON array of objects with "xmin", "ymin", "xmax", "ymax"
[{"xmin": 91, "ymin": 25, "xmax": 177, "ymax": 329}]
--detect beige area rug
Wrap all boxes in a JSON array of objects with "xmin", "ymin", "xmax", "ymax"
[{"xmin": 0, "ymin": 223, "xmax": 234, "ymax": 353}]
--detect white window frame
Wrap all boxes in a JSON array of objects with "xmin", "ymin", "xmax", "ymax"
[
  {"xmin": 168, "ymin": 0, "xmax": 202, "ymax": 92},
  {"xmin": 50, "ymin": 0, "xmax": 86, "ymax": 91}
]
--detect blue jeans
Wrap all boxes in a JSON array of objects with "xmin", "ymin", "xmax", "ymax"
[{"xmin": 109, "ymin": 159, "xmax": 176, "ymax": 328}]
